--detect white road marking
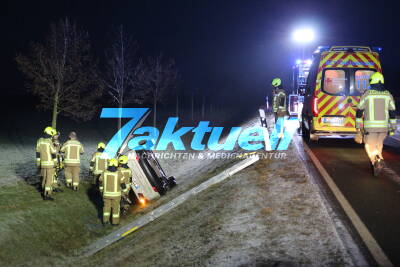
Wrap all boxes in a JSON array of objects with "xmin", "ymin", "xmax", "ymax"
[{"xmin": 301, "ymin": 140, "xmax": 393, "ymax": 267}]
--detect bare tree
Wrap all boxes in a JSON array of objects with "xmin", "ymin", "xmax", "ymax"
[
  {"xmin": 103, "ymin": 25, "xmax": 145, "ymax": 130},
  {"xmin": 16, "ymin": 18, "xmax": 102, "ymax": 128},
  {"xmin": 138, "ymin": 54, "xmax": 179, "ymax": 127}
]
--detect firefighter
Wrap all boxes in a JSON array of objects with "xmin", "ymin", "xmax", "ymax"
[
  {"xmin": 60, "ymin": 131, "xmax": 84, "ymax": 190},
  {"xmin": 52, "ymin": 130, "xmax": 63, "ymax": 192},
  {"xmin": 36, "ymin": 126, "xmax": 57, "ymax": 200},
  {"xmin": 118, "ymin": 155, "xmax": 132, "ymax": 194},
  {"xmin": 99, "ymin": 158, "xmax": 125, "ymax": 226},
  {"xmin": 356, "ymin": 72, "xmax": 397, "ymax": 176},
  {"xmin": 272, "ymin": 78, "xmax": 287, "ymax": 121},
  {"xmin": 89, "ymin": 142, "xmax": 108, "ymax": 186},
  {"xmin": 118, "ymin": 155, "xmax": 132, "ymax": 213},
  {"xmin": 272, "ymin": 78, "xmax": 287, "ymax": 142}
]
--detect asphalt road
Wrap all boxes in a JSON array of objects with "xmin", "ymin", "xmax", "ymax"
[{"xmin": 307, "ymin": 135, "xmax": 400, "ymax": 266}]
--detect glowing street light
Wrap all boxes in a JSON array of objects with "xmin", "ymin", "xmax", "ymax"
[{"xmin": 293, "ymin": 28, "xmax": 315, "ymax": 43}]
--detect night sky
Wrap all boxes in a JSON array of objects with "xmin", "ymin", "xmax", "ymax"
[{"xmin": 2, "ymin": 0, "xmax": 399, "ymax": 111}]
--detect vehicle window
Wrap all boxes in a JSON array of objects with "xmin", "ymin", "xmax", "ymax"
[
  {"xmin": 323, "ymin": 69, "xmax": 346, "ymax": 95},
  {"xmin": 352, "ymin": 70, "xmax": 375, "ymax": 95}
]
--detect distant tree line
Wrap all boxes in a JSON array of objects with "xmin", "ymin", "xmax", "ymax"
[{"xmin": 16, "ymin": 17, "xmax": 179, "ymax": 129}]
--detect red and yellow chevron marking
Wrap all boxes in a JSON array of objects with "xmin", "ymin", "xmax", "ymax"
[{"xmin": 312, "ymin": 51, "xmax": 379, "ymax": 129}]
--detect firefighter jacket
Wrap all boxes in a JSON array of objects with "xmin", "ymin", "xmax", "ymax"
[
  {"xmin": 118, "ymin": 165, "xmax": 132, "ymax": 193},
  {"xmin": 356, "ymin": 88, "xmax": 396, "ymax": 132},
  {"xmin": 36, "ymin": 137, "xmax": 57, "ymax": 168},
  {"xmin": 99, "ymin": 167, "xmax": 125, "ymax": 198},
  {"xmin": 90, "ymin": 152, "xmax": 108, "ymax": 175},
  {"xmin": 60, "ymin": 139, "xmax": 84, "ymax": 166},
  {"xmin": 273, "ymin": 88, "xmax": 287, "ymax": 115}
]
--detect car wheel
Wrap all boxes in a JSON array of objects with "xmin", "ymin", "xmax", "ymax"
[
  {"xmin": 167, "ymin": 176, "xmax": 177, "ymax": 188},
  {"xmin": 302, "ymin": 120, "xmax": 310, "ymax": 143}
]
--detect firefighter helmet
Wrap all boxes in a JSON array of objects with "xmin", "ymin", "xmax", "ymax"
[
  {"xmin": 369, "ymin": 72, "xmax": 384, "ymax": 85},
  {"xmin": 97, "ymin": 142, "xmax": 106, "ymax": 149},
  {"xmin": 118, "ymin": 155, "xmax": 128, "ymax": 164},
  {"xmin": 108, "ymin": 158, "xmax": 118, "ymax": 167},
  {"xmin": 44, "ymin": 126, "xmax": 56, "ymax": 136},
  {"xmin": 271, "ymin": 78, "xmax": 282, "ymax": 87},
  {"xmin": 51, "ymin": 128, "xmax": 57, "ymax": 136}
]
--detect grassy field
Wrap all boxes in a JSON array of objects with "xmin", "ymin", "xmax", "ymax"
[
  {"xmin": 0, "ymin": 154, "xmax": 240, "ymax": 266},
  {"xmin": 0, "ymin": 105, "xmax": 254, "ymax": 265},
  {"xmin": 0, "ymin": 181, "xmax": 107, "ymax": 265}
]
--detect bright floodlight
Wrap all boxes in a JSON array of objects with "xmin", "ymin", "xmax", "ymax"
[
  {"xmin": 293, "ymin": 28, "xmax": 315, "ymax": 43},
  {"xmin": 296, "ymin": 59, "xmax": 302, "ymax": 65}
]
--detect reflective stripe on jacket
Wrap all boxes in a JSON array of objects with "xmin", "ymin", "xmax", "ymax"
[
  {"xmin": 273, "ymin": 89, "xmax": 287, "ymax": 113},
  {"xmin": 61, "ymin": 140, "xmax": 84, "ymax": 165},
  {"xmin": 356, "ymin": 89, "xmax": 396, "ymax": 132},
  {"xmin": 118, "ymin": 167, "xmax": 132, "ymax": 192},
  {"xmin": 36, "ymin": 137, "xmax": 56, "ymax": 168},
  {"xmin": 99, "ymin": 170, "xmax": 123, "ymax": 197},
  {"xmin": 90, "ymin": 152, "xmax": 108, "ymax": 175}
]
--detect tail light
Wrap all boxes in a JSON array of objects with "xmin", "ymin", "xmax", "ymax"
[
  {"xmin": 152, "ymin": 186, "xmax": 158, "ymax": 192},
  {"xmin": 312, "ymin": 97, "xmax": 319, "ymax": 117},
  {"xmin": 136, "ymin": 155, "xmax": 140, "ymax": 161}
]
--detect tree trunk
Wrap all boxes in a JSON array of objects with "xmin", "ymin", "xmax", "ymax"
[
  {"xmin": 118, "ymin": 103, "xmax": 122, "ymax": 131},
  {"xmin": 52, "ymin": 88, "xmax": 59, "ymax": 129},
  {"xmin": 117, "ymin": 103, "xmax": 123, "ymax": 143}
]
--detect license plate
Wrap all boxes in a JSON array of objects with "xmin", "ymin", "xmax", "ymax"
[{"xmin": 322, "ymin": 117, "xmax": 344, "ymax": 126}]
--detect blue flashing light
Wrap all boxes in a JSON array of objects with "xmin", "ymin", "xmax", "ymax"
[
  {"xmin": 314, "ymin": 46, "xmax": 330, "ymax": 54},
  {"xmin": 371, "ymin": 46, "xmax": 383, "ymax": 53}
]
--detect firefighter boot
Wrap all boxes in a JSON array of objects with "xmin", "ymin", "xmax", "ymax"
[
  {"xmin": 373, "ymin": 156, "xmax": 383, "ymax": 177},
  {"xmin": 43, "ymin": 193, "xmax": 54, "ymax": 201}
]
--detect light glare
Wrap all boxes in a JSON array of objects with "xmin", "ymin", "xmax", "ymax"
[{"xmin": 293, "ymin": 28, "xmax": 315, "ymax": 43}]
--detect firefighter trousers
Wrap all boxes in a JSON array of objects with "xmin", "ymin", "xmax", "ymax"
[
  {"xmin": 64, "ymin": 165, "xmax": 81, "ymax": 188},
  {"xmin": 364, "ymin": 132, "xmax": 387, "ymax": 164},
  {"xmin": 41, "ymin": 167, "xmax": 55, "ymax": 196},
  {"xmin": 103, "ymin": 196, "xmax": 121, "ymax": 225}
]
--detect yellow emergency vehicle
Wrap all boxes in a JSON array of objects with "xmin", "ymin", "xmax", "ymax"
[{"xmin": 301, "ymin": 46, "xmax": 383, "ymax": 142}]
